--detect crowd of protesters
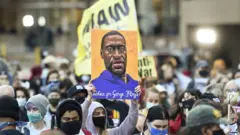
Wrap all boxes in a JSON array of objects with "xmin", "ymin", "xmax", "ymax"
[{"xmin": 0, "ymin": 53, "xmax": 239, "ymax": 135}]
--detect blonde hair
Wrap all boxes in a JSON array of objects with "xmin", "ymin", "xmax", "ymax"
[{"xmin": 145, "ymin": 86, "xmax": 160, "ymax": 99}]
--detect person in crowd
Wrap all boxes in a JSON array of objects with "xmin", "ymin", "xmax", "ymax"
[
  {"xmin": 158, "ymin": 62, "xmax": 180, "ymax": 104},
  {"xmin": 56, "ymin": 99, "xmax": 92, "ymax": 135},
  {"xmin": 15, "ymin": 87, "xmax": 30, "ymax": 122},
  {"xmin": 169, "ymin": 90, "xmax": 200, "ymax": 134},
  {"xmin": 67, "ymin": 84, "xmax": 88, "ymax": 104},
  {"xmin": 0, "ymin": 71, "xmax": 10, "ymax": 86},
  {"xmin": 201, "ymin": 93, "xmax": 221, "ymax": 103},
  {"xmin": 85, "ymin": 98, "xmax": 139, "ymax": 135},
  {"xmin": 46, "ymin": 70, "xmax": 59, "ymax": 85},
  {"xmin": 135, "ymin": 85, "xmax": 169, "ymax": 133},
  {"xmin": 0, "ymin": 85, "xmax": 15, "ymax": 97},
  {"xmin": 22, "ymin": 94, "xmax": 50, "ymax": 135},
  {"xmin": 179, "ymin": 105, "xmax": 227, "ymax": 135},
  {"xmin": 221, "ymin": 104, "xmax": 239, "ymax": 134},
  {"xmin": 30, "ymin": 65, "xmax": 43, "ymax": 87},
  {"xmin": 76, "ymin": 74, "xmax": 91, "ymax": 86},
  {"xmin": 59, "ymin": 78, "xmax": 73, "ymax": 99},
  {"xmin": 165, "ymin": 57, "xmax": 191, "ymax": 91},
  {"xmin": 142, "ymin": 105, "xmax": 169, "ymax": 135},
  {"xmin": 40, "ymin": 70, "xmax": 60, "ymax": 94},
  {"xmin": 45, "ymin": 82, "xmax": 61, "ymax": 124},
  {"xmin": 193, "ymin": 99, "xmax": 223, "ymax": 113},
  {"xmin": 0, "ymin": 58, "xmax": 11, "ymax": 85},
  {"xmin": 193, "ymin": 97, "xmax": 239, "ymax": 134},
  {"xmin": 204, "ymin": 83, "xmax": 225, "ymax": 103},
  {"xmin": 58, "ymin": 60, "xmax": 78, "ymax": 85},
  {"xmin": 58, "ymin": 59, "xmax": 70, "ymax": 80},
  {"xmin": 41, "ymin": 55, "xmax": 57, "ymax": 79},
  {"xmin": 211, "ymin": 59, "xmax": 228, "ymax": 77},
  {"xmin": 233, "ymin": 70, "xmax": 240, "ymax": 87},
  {"xmin": 0, "ymin": 96, "xmax": 25, "ymax": 135},
  {"xmin": 208, "ymin": 73, "xmax": 230, "ymax": 85},
  {"xmin": 99, "ymin": 99, "xmax": 129, "ymax": 128},
  {"xmin": 224, "ymin": 80, "xmax": 240, "ymax": 105},
  {"xmin": 187, "ymin": 60, "xmax": 210, "ymax": 93},
  {"xmin": 55, "ymin": 83, "xmax": 95, "ymax": 135},
  {"xmin": 40, "ymin": 130, "xmax": 65, "ymax": 135}
]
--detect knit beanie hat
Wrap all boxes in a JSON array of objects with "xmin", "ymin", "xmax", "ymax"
[
  {"xmin": 56, "ymin": 99, "xmax": 82, "ymax": 128},
  {"xmin": 26, "ymin": 94, "xmax": 49, "ymax": 117},
  {"xmin": 0, "ymin": 95, "xmax": 19, "ymax": 121},
  {"xmin": 147, "ymin": 105, "xmax": 169, "ymax": 122}
]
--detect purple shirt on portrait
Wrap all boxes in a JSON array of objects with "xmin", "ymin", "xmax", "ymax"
[{"xmin": 91, "ymin": 70, "xmax": 139, "ymax": 99}]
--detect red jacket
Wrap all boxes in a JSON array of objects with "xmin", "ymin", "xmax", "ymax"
[{"xmin": 169, "ymin": 114, "xmax": 184, "ymax": 134}]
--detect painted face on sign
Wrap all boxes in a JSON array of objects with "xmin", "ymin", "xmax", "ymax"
[{"xmin": 101, "ymin": 34, "xmax": 127, "ymax": 77}]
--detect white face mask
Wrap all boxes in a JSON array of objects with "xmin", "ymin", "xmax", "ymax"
[
  {"xmin": 229, "ymin": 123, "xmax": 238, "ymax": 134},
  {"xmin": 234, "ymin": 78, "xmax": 240, "ymax": 87},
  {"xmin": 146, "ymin": 102, "xmax": 158, "ymax": 109},
  {"xmin": 17, "ymin": 98, "xmax": 27, "ymax": 107}
]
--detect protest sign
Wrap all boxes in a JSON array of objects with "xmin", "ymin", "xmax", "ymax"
[
  {"xmin": 138, "ymin": 56, "xmax": 157, "ymax": 78},
  {"xmin": 91, "ymin": 29, "xmax": 139, "ymax": 99},
  {"xmin": 75, "ymin": 0, "xmax": 142, "ymax": 76}
]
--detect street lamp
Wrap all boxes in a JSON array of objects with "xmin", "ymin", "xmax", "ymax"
[
  {"xmin": 38, "ymin": 16, "xmax": 46, "ymax": 27},
  {"xmin": 196, "ymin": 28, "xmax": 217, "ymax": 45},
  {"xmin": 22, "ymin": 15, "xmax": 34, "ymax": 27}
]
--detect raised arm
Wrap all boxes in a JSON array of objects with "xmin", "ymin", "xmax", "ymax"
[
  {"xmin": 81, "ymin": 84, "xmax": 95, "ymax": 129},
  {"xmin": 108, "ymin": 86, "xmax": 141, "ymax": 135},
  {"xmin": 108, "ymin": 100, "xmax": 138, "ymax": 135}
]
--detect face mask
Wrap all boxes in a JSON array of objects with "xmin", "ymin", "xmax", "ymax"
[
  {"xmin": 212, "ymin": 129, "xmax": 225, "ymax": 135},
  {"xmin": 49, "ymin": 98, "xmax": 60, "ymax": 107},
  {"xmin": 182, "ymin": 99, "xmax": 195, "ymax": 109},
  {"xmin": 229, "ymin": 123, "xmax": 238, "ymax": 134},
  {"xmin": 17, "ymin": 98, "xmax": 27, "ymax": 107},
  {"xmin": 234, "ymin": 78, "xmax": 240, "ymax": 87},
  {"xmin": 149, "ymin": 124, "xmax": 168, "ymax": 135},
  {"xmin": 146, "ymin": 102, "xmax": 158, "ymax": 109},
  {"xmin": 199, "ymin": 70, "xmax": 209, "ymax": 77},
  {"xmin": 61, "ymin": 120, "xmax": 82, "ymax": 135},
  {"xmin": 27, "ymin": 112, "xmax": 43, "ymax": 123},
  {"xmin": 75, "ymin": 96, "xmax": 85, "ymax": 104},
  {"xmin": 93, "ymin": 116, "xmax": 106, "ymax": 129}
]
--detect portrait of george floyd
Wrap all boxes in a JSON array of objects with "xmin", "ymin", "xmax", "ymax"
[{"xmin": 91, "ymin": 29, "xmax": 139, "ymax": 99}]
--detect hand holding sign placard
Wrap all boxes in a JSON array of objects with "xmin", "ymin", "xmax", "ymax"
[
  {"xmin": 91, "ymin": 29, "xmax": 139, "ymax": 99},
  {"xmin": 75, "ymin": 0, "xmax": 142, "ymax": 76},
  {"xmin": 138, "ymin": 56, "xmax": 157, "ymax": 78}
]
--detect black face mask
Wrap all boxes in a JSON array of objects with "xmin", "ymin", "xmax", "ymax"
[
  {"xmin": 49, "ymin": 98, "xmax": 60, "ymax": 107},
  {"xmin": 182, "ymin": 99, "xmax": 195, "ymax": 109},
  {"xmin": 199, "ymin": 70, "xmax": 209, "ymax": 77},
  {"xmin": 93, "ymin": 116, "xmax": 106, "ymax": 129},
  {"xmin": 75, "ymin": 96, "xmax": 85, "ymax": 104},
  {"xmin": 212, "ymin": 129, "xmax": 225, "ymax": 135},
  {"xmin": 61, "ymin": 120, "xmax": 82, "ymax": 135}
]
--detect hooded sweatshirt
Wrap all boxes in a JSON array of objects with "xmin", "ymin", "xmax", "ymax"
[
  {"xmin": 91, "ymin": 70, "xmax": 138, "ymax": 99},
  {"xmin": 85, "ymin": 101, "xmax": 138, "ymax": 135},
  {"xmin": 56, "ymin": 99, "xmax": 91, "ymax": 135}
]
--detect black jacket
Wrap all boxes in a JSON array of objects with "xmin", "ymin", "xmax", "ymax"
[
  {"xmin": 100, "ymin": 100, "xmax": 129, "ymax": 127},
  {"xmin": 0, "ymin": 129, "xmax": 24, "ymax": 135},
  {"xmin": 19, "ymin": 107, "xmax": 28, "ymax": 122}
]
